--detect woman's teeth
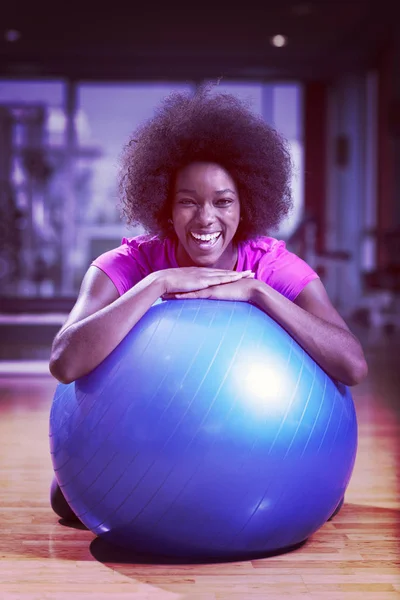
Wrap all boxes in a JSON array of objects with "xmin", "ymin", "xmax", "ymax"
[{"xmin": 191, "ymin": 232, "xmax": 221, "ymax": 242}]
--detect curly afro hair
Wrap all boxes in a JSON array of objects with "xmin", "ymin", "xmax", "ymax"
[{"xmin": 118, "ymin": 85, "xmax": 293, "ymax": 241}]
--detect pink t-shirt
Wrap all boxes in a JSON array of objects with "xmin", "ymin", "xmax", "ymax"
[{"xmin": 91, "ymin": 234, "xmax": 319, "ymax": 301}]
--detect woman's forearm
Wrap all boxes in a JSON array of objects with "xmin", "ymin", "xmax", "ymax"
[
  {"xmin": 49, "ymin": 273, "xmax": 165, "ymax": 384},
  {"xmin": 252, "ymin": 281, "xmax": 367, "ymax": 386}
]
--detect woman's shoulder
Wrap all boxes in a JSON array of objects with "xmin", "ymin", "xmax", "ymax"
[
  {"xmin": 91, "ymin": 234, "xmax": 176, "ymax": 296},
  {"xmin": 122, "ymin": 233, "xmax": 166, "ymax": 252},
  {"xmin": 239, "ymin": 235, "xmax": 287, "ymax": 263},
  {"xmin": 239, "ymin": 235, "xmax": 319, "ymax": 301},
  {"xmin": 92, "ymin": 234, "xmax": 164, "ymax": 266},
  {"xmin": 121, "ymin": 234, "xmax": 176, "ymax": 266}
]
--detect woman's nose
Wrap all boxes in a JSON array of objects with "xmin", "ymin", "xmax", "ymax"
[{"xmin": 197, "ymin": 204, "xmax": 215, "ymax": 224}]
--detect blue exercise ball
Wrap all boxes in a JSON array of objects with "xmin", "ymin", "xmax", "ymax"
[{"xmin": 49, "ymin": 299, "xmax": 357, "ymax": 559}]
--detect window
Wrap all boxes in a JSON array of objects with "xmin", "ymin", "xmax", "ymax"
[{"xmin": 0, "ymin": 79, "xmax": 303, "ymax": 298}]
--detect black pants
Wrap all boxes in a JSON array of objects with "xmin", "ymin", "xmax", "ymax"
[{"xmin": 50, "ymin": 476, "xmax": 80, "ymax": 521}]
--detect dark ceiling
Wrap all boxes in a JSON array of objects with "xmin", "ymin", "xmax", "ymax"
[{"xmin": 0, "ymin": 1, "xmax": 397, "ymax": 82}]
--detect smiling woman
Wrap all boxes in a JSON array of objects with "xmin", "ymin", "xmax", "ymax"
[
  {"xmin": 49, "ymin": 83, "xmax": 367, "ymax": 387},
  {"xmin": 48, "ymin": 82, "xmax": 368, "ymax": 525}
]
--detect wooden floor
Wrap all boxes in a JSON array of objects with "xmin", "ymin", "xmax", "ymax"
[{"xmin": 1, "ymin": 327, "xmax": 399, "ymax": 599}]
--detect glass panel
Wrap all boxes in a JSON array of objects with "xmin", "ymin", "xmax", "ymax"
[
  {"xmin": 207, "ymin": 81, "xmax": 263, "ymax": 114},
  {"xmin": 73, "ymin": 83, "xmax": 194, "ymax": 281},
  {"xmin": 273, "ymin": 84, "xmax": 301, "ymax": 139},
  {"xmin": 0, "ymin": 79, "xmax": 302, "ymax": 301},
  {"xmin": 272, "ymin": 84, "xmax": 304, "ymax": 240},
  {"xmin": 0, "ymin": 80, "xmax": 67, "ymax": 298},
  {"xmin": 0, "ymin": 81, "xmax": 194, "ymax": 298},
  {"xmin": 203, "ymin": 80, "xmax": 304, "ymax": 240}
]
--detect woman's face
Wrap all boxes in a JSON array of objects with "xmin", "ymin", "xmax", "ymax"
[{"xmin": 171, "ymin": 162, "xmax": 241, "ymax": 269}]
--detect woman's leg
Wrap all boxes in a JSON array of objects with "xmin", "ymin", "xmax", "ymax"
[{"xmin": 50, "ymin": 476, "xmax": 80, "ymax": 521}]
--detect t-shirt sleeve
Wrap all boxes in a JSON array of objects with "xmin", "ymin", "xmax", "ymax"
[
  {"xmin": 257, "ymin": 239, "xmax": 320, "ymax": 301},
  {"xmin": 91, "ymin": 237, "xmax": 148, "ymax": 296}
]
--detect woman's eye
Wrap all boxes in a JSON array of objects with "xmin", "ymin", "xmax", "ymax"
[
  {"xmin": 216, "ymin": 198, "xmax": 232, "ymax": 206},
  {"xmin": 179, "ymin": 199, "xmax": 196, "ymax": 205}
]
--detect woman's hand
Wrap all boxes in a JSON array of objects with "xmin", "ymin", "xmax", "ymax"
[
  {"xmin": 159, "ymin": 267, "xmax": 254, "ymax": 295},
  {"xmin": 163, "ymin": 276, "xmax": 257, "ymax": 302}
]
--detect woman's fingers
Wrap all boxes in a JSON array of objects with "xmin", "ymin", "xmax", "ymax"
[
  {"xmin": 162, "ymin": 267, "xmax": 254, "ymax": 294},
  {"xmin": 210, "ymin": 270, "xmax": 253, "ymax": 279},
  {"xmin": 194, "ymin": 271, "xmax": 255, "ymax": 290},
  {"xmin": 209, "ymin": 271, "xmax": 254, "ymax": 284}
]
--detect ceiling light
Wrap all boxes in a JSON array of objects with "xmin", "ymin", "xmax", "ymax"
[
  {"xmin": 271, "ymin": 34, "xmax": 288, "ymax": 48},
  {"xmin": 4, "ymin": 29, "xmax": 21, "ymax": 42}
]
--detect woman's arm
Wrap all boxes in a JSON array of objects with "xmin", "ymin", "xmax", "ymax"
[
  {"xmin": 252, "ymin": 278, "xmax": 368, "ymax": 386},
  {"xmin": 50, "ymin": 265, "xmax": 252, "ymax": 384},
  {"xmin": 49, "ymin": 267, "xmax": 166, "ymax": 384},
  {"xmin": 165, "ymin": 277, "xmax": 368, "ymax": 386}
]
